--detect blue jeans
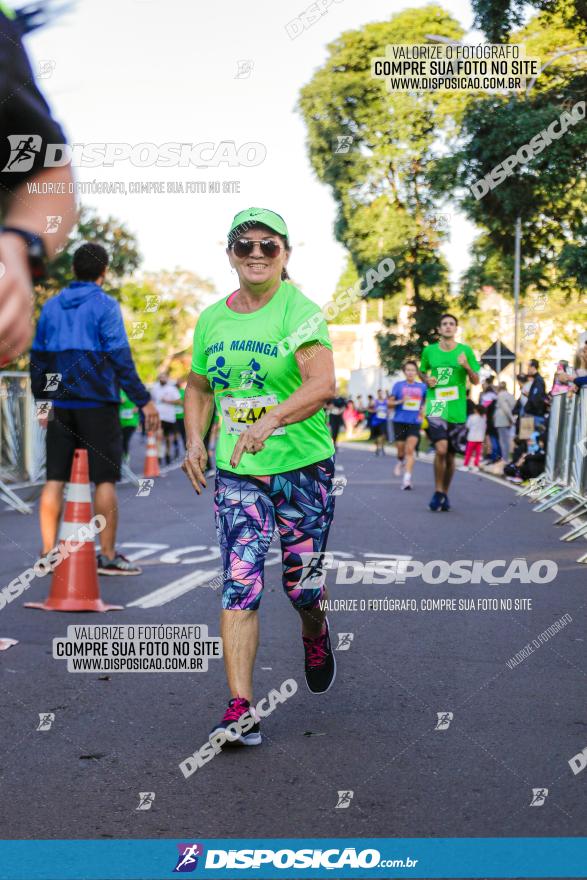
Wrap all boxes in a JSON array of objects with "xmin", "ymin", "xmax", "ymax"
[{"xmin": 489, "ymin": 433, "xmax": 502, "ymax": 461}]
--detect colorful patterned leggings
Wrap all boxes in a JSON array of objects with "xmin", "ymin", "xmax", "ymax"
[{"xmin": 214, "ymin": 457, "xmax": 335, "ymax": 611}]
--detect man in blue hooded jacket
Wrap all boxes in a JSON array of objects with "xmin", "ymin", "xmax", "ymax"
[{"xmin": 30, "ymin": 243, "xmax": 159, "ymax": 575}]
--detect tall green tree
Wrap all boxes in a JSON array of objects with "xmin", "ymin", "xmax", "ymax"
[
  {"xmin": 429, "ymin": 9, "xmax": 587, "ymax": 301},
  {"xmin": 471, "ymin": 0, "xmax": 587, "ymax": 42},
  {"xmin": 298, "ymin": 5, "xmax": 466, "ymax": 371},
  {"xmin": 120, "ymin": 269, "xmax": 213, "ymax": 382},
  {"xmin": 37, "ymin": 204, "xmax": 141, "ymax": 311}
]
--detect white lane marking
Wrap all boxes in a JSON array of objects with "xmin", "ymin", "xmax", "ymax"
[
  {"xmin": 126, "ymin": 569, "xmax": 213, "ymax": 608},
  {"xmin": 119, "ymin": 542, "xmax": 170, "ymax": 562}
]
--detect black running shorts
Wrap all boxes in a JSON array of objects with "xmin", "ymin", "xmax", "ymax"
[
  {"xmin": 393, "ymin": 422, "xmax": 421, "ymax": 442},
  {"xmin": 425, "ymin": 416, "xmax": 467, "ymax": 454},
  {"xmin": 45, "ymin": 405, "xmax": 122, "ymax": 483}
]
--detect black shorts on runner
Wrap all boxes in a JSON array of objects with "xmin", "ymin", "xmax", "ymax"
[
  {"xmin": 161, "ymin": 420, "xmax": 176, "ymax": 437},
  {"xmin": 426, "ymin": 417, "xmax": 467, "ymax": 454},
  {"xmin": 371, "ymin": 421, "xmax": 387, "ymax": 440},
  {"xmin": 46, "ymin": 404, "xmax": 122, "ymax": 483},
  {"xmin": 393, "ymin": 422, "xmax": 421, "ymax": 442}
]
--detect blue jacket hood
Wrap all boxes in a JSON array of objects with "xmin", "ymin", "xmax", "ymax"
[{"xmin": 58, "ymin": 281, "xmax": 101, "ymax": 309}]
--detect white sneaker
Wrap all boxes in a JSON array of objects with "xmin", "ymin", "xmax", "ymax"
[
  {"xmin": 471, "ymin": 465, "xmax": 480, "ymax": 472},
  {"xmin": 394, "ymin": 460, "xmax": 404, "ymax": 476},
  {"xmin": 458, "ymin": 465, "xmax": 470, "ymax": 472}
]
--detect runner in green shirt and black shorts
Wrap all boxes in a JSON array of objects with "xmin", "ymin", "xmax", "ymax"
[
  {"xmin": 419, "ymin": 314, "xmax": 480, "ymax": 512},
  {"xmin": 119, "ymin": 389, "xmax": 139, "ymax": 464},
  {"xmin": 182, "ymin": 208, "xmax": 338, "ymax": 747}
]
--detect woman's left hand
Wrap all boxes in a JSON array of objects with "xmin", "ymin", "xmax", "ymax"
[{"xmin": 230, "ymin": 412, "xmax": 280, "ymax": 468}]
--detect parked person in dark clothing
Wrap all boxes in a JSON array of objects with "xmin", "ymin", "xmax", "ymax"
[
  {"xmin": 480, "ymin": 377, "xmax": 500, "ymax": 462},
  {"xmin": 327, "ymin": 394, "xmax": 346, "ymax": 452},
  {"xmin": 524, "ymin": 359, "xmax": 547, "ymax": 426}
]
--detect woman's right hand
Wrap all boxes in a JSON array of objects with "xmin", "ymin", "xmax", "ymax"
[{"xmin": 182, "ymin": 437, "xmax": 208, "ymax": 494}]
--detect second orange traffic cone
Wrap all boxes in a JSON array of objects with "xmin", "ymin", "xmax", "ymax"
[
  {"xmin": 144, "ymin": 431, "xmax": 160, "ymax": 477},
  {"xmin": 25, "ymin": 449, "xmax": 123, "ymax": 612}
]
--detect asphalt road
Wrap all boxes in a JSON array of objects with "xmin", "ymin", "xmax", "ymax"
[{"xmin": 1, "ymin": 437, "xmax": 586, "ymax": 844}]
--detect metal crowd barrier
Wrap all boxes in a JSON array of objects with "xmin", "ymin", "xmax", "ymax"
[
  {"xmin": 0, "ymin": 371, "xmax": 45, "ymax": 513},
  {"xmin": 519, "ymin": 386, "xmax": 587, "ymax": 563}
]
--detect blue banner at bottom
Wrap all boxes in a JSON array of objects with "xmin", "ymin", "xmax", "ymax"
[{"xmin": 0, "ymin": 838, "xmax": 585, "ymax": 879}]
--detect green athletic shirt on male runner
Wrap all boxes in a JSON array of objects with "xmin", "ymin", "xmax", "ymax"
[
  {"xmin": 191, "ymin": 281, "xmax": 335, "ymax": 475},
  {"xmin": 119, "ymin": 389, "xmax": 139, "ymax": 428},
  {"xmin": 420, "ymin": 342, "xmax": 480, "ymax": 424}
]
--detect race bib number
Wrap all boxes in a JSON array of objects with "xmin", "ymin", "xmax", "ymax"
[
  {"xmin": 120, "ymin": 409, "xmax": 135, "ymax": 420},
  {"xmin": 435, "ymin": 385, "xmax": 458, "ymax": 402},
  {"xmin": 436, "ymin": 366, "xmax": 453, "ymax": 385},
  {"xmin": 403, "ymin": 398, "xmax": 420, "ymax": 412},
  {"xmin": 220, "ymin": 395, "xmax": 285, "ymax": 436}
]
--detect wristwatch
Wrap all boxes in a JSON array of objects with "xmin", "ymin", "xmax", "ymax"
[{"xmin": 0, "ymin": 226, "xmax": 47, "ymax": 281}]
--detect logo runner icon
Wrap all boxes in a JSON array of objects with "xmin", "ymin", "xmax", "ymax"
[
  {"xmin": 3, "ymin": 134, "xmax": 42, "ymax": 173},
  {"xmin": 173, "ymin": 843, "xmax": 204, "ymax": 872}
]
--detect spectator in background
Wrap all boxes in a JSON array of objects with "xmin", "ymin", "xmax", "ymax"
[
  {"xmin": 494, "ymin": 381, "xmax": 516, "ymax": 462},
  {"xmin": 480, "ymin": 377, "xmax": 500, "ymax": 462},
  {"xmin": 327, "ymin": 392, "xmax": 346, "ymax": 452},
  {"xmin": 505, "ymin": 425, "xmax": 546, "ymax": 484},
  {"xmin": 524, "ymin": 359, "xmax": 547, "ymax": 426},
  {"xmin": 343, "ymin": 398, "xmax": 358, "ymax": 439},
  {"xmin": 555, "ymin": 341, "xmax": 587, "ymax": 393},
  {"xmin": 30, "ymin": 243, "xmax": 159, "ymax": 575},
  {"xmin": 551, "ymin": 359, "xmax": 573, "ymax": 396},
  {"xmin": 355, "ymin": 395, "xmax": 367, "ymax": 431},
  {"xmin": 151, "ymin": 372, "xmax": 181, "ymax": 465},
  {"xmin": 575, "ymin": 340, "xmax": 587, "ymax": 380},
  {"xmin": 513, "ymin": 372, "xmax": 531, "ymax": 449},
  {"xmin": 460, "ymin": 403, "xmax": 486, "ymax": 471}
]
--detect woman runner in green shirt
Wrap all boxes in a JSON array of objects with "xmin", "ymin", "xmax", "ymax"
[{"xmin": 182, "ymin": 208, "xmax": 337, "ymax": 746}]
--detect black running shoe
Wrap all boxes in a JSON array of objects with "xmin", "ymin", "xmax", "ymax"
[
  {"xmin": 303, "ymin": 618, "xmax": 336, "ymax": 694},
  {"xmin": 209, "ymin": 697, "xmax": 261, "ymax": 747},
  {"xmin": 96, "ymin": 553, "xmax": 142, "ymax": 576}
]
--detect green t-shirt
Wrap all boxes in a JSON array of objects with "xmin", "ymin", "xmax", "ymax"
[
  {"xmin": 420, "ymin": 342, "xmax": 480, "ymax": 423},
  {"xmin": 191, "ymin": 281, "xmax": 335, "ymax": 475},
  {"xmin": 119, "ymin": 389, "xmax": 139, "ymax": 428}
]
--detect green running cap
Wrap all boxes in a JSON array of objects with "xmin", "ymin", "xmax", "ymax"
[{"xmin": 228, "ymin": 207, "xmax": 289, "ymax": 241}]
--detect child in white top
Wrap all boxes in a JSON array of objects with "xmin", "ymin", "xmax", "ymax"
[{"xmin": 463, "ymin": 405, "xmax": 486, "ymax": 469}]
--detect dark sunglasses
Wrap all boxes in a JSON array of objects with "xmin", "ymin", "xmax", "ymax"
[{"xmin": 231, "ymin": 238, "xmax": 282, "ymax": 259}]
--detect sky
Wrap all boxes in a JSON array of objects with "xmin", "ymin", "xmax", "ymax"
[{"xmin": 24, "ymin": 0, "xmax": 485, "ymax": 307}]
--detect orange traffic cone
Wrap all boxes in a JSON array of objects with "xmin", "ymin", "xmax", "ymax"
[
  {"xmin": 25, "ymin": 449, "xmax": 123, "ymax": 612},
  {"xmin": 144, "ymin": 431, "xmax": 160, "ymax": 477}
]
